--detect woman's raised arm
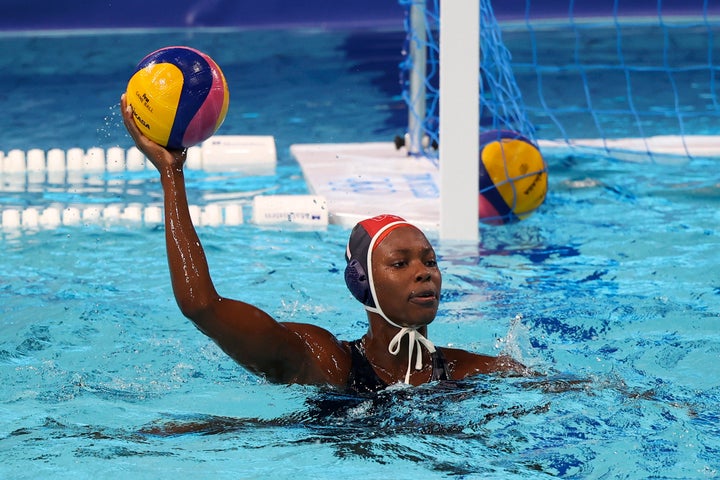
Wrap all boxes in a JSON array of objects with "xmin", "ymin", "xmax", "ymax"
[{"xmin": 120, "ymin": 94, "xmax": 349, "ymax": 386}]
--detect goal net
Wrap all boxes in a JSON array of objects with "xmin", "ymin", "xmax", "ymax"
[{"xmin": 400, "ymin": 0, "xmax": 720, "ymax": 162}]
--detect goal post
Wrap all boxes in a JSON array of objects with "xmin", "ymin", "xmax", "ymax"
[
  {"xmin": 438, "ymin": 0, "xmax": 480, "ymax": 241},
  {"xmin": 400, "ymin": 0, "xmax": 534, "ymax": 240}
]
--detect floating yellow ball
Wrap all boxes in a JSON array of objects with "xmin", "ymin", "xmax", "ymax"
[{"xmin": 478, "ymin": 130, "xmax": 548, "ymax": 225}]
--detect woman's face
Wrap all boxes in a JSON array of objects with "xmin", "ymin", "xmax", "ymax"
[{"xmin": 371, "ymin": 226, "xmax": 442, "ymax": 328}]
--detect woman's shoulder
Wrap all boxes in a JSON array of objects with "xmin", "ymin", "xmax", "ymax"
[
  {"xmin": 279, "ymin": 322, "xmax": 354, "ymax": 385},
  {"xmin": 438, "ymin": 346, "xmax": 527, "ymax": 379}
]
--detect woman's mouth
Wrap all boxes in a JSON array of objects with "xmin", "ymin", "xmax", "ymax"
[{"xmin": 409, "ymin": 290, "xmax": 437, "ymax": 305}]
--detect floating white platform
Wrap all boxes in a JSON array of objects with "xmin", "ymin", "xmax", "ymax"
[
  {"xmin": 292, "ymin": 136, "xmax": 720, "ymax": 230},
  {"xmin": 291, "ymin": 142, "xmax": 441, "ymax": 230}
]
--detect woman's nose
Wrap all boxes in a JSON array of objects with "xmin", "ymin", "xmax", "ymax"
[{"xmin": 415, "ymin": 266, "xmax": 431, "ymax": 281}]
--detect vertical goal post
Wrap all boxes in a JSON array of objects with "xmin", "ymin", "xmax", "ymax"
[{"xmin": 439, "ymin": 0, "xmax": 480, "ymax": 241}]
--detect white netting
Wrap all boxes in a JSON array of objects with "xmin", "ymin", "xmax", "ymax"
[
  {"xmin": 400, "ymin": 0, "xmax": 720, "ymax": 161},
  {"xmin": 399, "ymin": 0, "xmax": 535, "ymax": 157}
]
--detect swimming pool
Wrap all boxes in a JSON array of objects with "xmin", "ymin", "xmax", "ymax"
[{"xmin": 1, "ymin": 27, "xmax": 719, "ymax": 479}]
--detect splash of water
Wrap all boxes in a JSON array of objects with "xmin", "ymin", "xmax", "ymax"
[{"xmin": 494, "ymin": 314, "xmax": 543, "ymax": 371}]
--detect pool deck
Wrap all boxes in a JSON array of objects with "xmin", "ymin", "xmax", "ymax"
[{"xmin": 291, "ymin": 142, "xmax": 441, "ymax": 230}]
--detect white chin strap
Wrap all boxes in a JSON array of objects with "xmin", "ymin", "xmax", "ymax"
[
  {"xmin": 387, "ymin": 325, "xmax": 436, "ymax": 384},
  {"xmin": 363, "ymin": 219, "xmax": 436, "ymax": 385}
]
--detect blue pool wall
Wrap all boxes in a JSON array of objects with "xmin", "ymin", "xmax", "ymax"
[{"xmin": 1, "ymin": 0, "xmax": 715, "ymax": 31}]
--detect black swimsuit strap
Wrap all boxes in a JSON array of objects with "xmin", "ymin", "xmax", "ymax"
[
  {"xmin": 430, "ymin": 347, "xmax": 450, "ymax": 382},
  {"xmin": 347, "ymin": 339, "xmax": 387, "ymax": 394},
  {"xmin": 346, "ymin": 338, "xmax": 450, "ymax": 394}
]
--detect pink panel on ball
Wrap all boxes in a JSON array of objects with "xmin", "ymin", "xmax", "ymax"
[
  {"xmin": 183, "ymin": 94, "xmax": 224, "ymax": 147},
  {"xmin": 182, "ymin": 53, "xmax": 228, "ymax": 147},
  {"xmin": 479, "ymin": 195, "xmax": 507, "ymax": 225},
  {"xmin": 478, "ymin": 195, "xmax": 500, "ymax": 218}
]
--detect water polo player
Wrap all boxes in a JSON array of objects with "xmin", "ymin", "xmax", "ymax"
[{"xmin": 121, "ymin": 94, "xmax": 525, "ymax": 393}]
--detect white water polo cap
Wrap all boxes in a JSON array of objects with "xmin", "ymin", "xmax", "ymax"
[{"xmin": 344, "ymin": 214, "xmax": 437, "ymax": 384}]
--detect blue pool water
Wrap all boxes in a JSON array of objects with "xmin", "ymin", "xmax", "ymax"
[{"xmin": 1, "ymin": 27, "xmax": 719, "ymax": 479}]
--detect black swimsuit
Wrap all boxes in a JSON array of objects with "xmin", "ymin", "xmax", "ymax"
[{"xmin": 345, "ymin": 338, "xmax": 450, "ymax": 394}]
